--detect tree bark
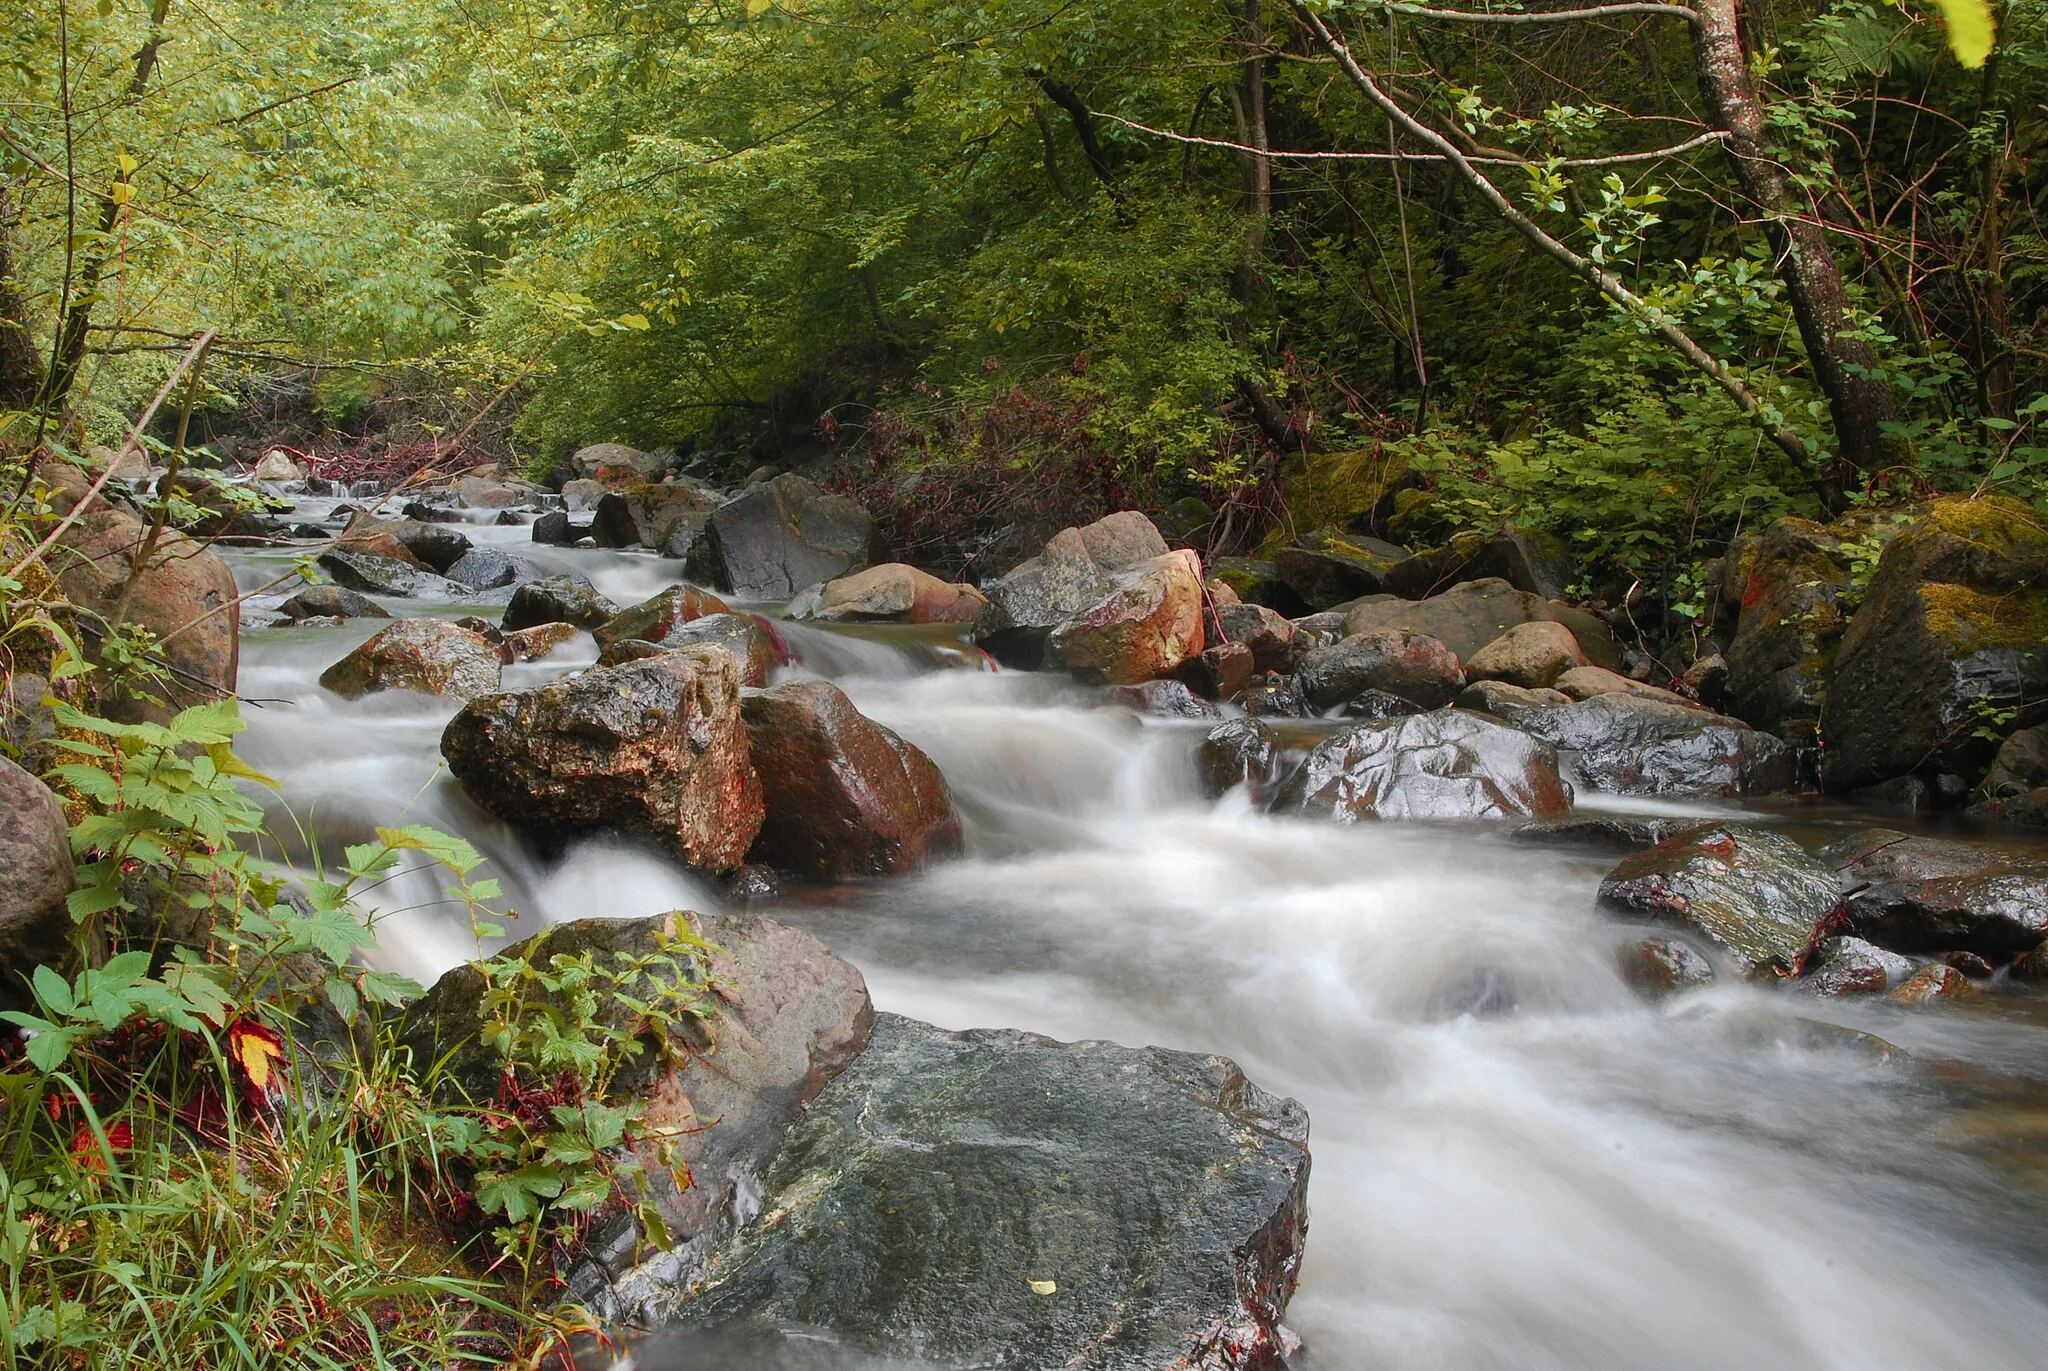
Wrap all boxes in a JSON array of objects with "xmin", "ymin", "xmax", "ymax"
[
  {"xmin": 0, "ymin": 185, "xmax": 43, "ymax": 411},
  {"xmin": 1691, "ymin": 0, "xmax": 1897, "ymax": 482},
  {"xmin": 38, "ymin": 0, "xmax": 174, "ymax": 416}
]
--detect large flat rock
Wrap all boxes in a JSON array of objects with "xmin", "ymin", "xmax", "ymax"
[{"xmin": 630, "ymin": 1013, "xmax": 1311, "ymax": 1370}]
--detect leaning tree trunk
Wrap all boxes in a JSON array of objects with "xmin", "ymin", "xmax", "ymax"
[{"xmin": 1692, "ymin": 0, "xmax": 1898, "ymax": 491}]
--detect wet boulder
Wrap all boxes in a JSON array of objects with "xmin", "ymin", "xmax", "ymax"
[
  {"xmin": 442, "ymin": 546, "xmax": 538, "ymax": 592},
  {"xmin": 1178, "ymin": 641, "xmax": 1257, "ymax": 701},
  {"xmin": 1, "ymin": 759, "xmax": 74, "ymax": 1009},
  {"xmin": 1801, "ymin": 936, "xmax": 1916, "ymax": 997},
  {"xmin": 1616, "ymin": 934, "xmax": 1716, "ymax": 1000},
  {"xmin": 1721, "ymin": 516, "xmax": 1860, "ymax": 742},
  {"xmin": 500, "ymin": 621, "xmax": 580, "ymax": 663},
  {"xmin": 1891, "ymin": 963, "xmax": 1976, "ymax": 1004},
  {"xmin": 742, "ymin": 682, "xmax": 961, "ymax": 879},
  {"xmin": 1045, "ymin": 549, "xmax": 1206, "ymax": 685},
  {"xmin": 1508, "ymin": 694, "xmax": 1797, "ymax": 797},
  {"xmin": 1297, "ymin": 627, "xmax": 1464, "ymax": 711},
  {"xmin": 593, "ymin": 483, "xmax": 714, "ymax": 550},
  {"xmin": 1465, "ymin": 620, "xmax": 1585, "ymax": 689},
  {"xmin": 591, "ymin": 584, "xmax": 733, "ymax": 654},
  {"xmin": 601, "ymin": 614, "xmax": 776, "ymax": 687},
  {"xmin": 1509, "ymin": 815, "xmax": 1707, "ymax": 852},
  {"xmin": 403, "ymin": 910, "xmax": 872, "ymax": 1302},
  {"xmin": 1457, "ymin": 679, "xmax": 1571, "ymax": 717},
  {"xmin": 972, "ymin": 511, "xmax": 1171, "ymax": 664},
  {"xmin": 1212, "ymin": 601, "xmax": 1295, "ymax": 672},
  {"xmin": 1822, "ymin": 828, "xmax": 2048, "ymax": 959},
  {"xmin": 53, "ymin": 508, "xmax": 239, "ymax": 720},
  {"xmin": 686, "ymin": 474, "xmax": 876, "ymax": 601},
  {"xmin": 502, "ymin": 576, "xmax": 618, "ymax": 631},
  {"xmin": 1383, "ymin": 526, "xmax": 1574, "ymax": 602},
  {"xmin": 389, "ymin": 520, "xmax": 473, "ymax": 572},
  {"xmin": 278, "ymin": 585, "xmax": 390, "ymax": 621},
  {"xmin": 440, "ymin": 646, "xmax": 763, "ymax": 871},
  {"xmin": 333, "ymin": 515, "xmax": 423, "ymax": 565},
  {"xmin": 1286, "ymin": 709, "xmax": 1573, "ymax": 822},
  {"xmin": 318, "ymin": 619, "xmax": 504, "ymax": 701},
  {"xmin": 1198, "ymin": 717, "xmax": 1280, "ymax": 799},
  {"xmin": 1551, "ymin": 666, "xmax": 1693, "ymax": 706},
  {"xmin": 788, "ymin": 563, "xmax": 987, "ymax": 624},
  {"xmin": 563, "ymin": 442, "xmax": 669, "ymax": 486},
  {"xmin": 1821, "ymin": 498, "xmax": 2048, "ymax": 793},
  {"xmin": 1274, "ymin": 536, "xmax": 1408, "ymax": 610},
  {"xmin": 638, "ymin": 1013, "xmax": 1310, "ymax": 1371},
  {"xmin": 1240, "ymin": 676, "xmax": 1310, "ymax": 719},
  {"xmin": 1110, "ymin": 679, "xmax": 1220, "ymax": 719},
  {"xmin": 1344, "ymin": 577, "xmax": 1621, "ymax": 670},
  {"xmin": 1597, "ymin": 825, "xmax": 1838, "ymax": 978},
  {"xmin": 1970, "ymin": 723, "xmax": 2048, "ymax": 830},
  {"xmin": 316, "ymin": 550, "xmax": 469, "ymax": 600}
]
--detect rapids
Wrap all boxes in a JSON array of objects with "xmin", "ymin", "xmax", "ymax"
[{"xmin": 224, "ymin": 512, "xmax": 2048, "ymax": 1371}]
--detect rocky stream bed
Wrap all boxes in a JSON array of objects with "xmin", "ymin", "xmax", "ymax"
[{"xmin": 7, "ymin": 449, "xmax": 2048, "ymax": 1369}]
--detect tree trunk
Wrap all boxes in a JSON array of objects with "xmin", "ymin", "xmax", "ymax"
[
  {"xmin": 1691, "ymin": 0, "xmax": 1897, "ymax": 485},
  {"xmin": 37, "ymin": 0, "xmax": 174, "ymax": 417},
  {"xmin": 0, "ymin": 185, "xmax": 43, "ymax": 411}
]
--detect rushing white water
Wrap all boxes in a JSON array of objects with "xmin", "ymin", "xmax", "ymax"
[{"xmin": 223, "ymin": 522, "xmax": 2048, "ymax": 1371}]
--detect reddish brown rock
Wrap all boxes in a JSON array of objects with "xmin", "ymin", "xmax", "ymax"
[
  {"xmin": 599, "ymin": 613, "xmax": 777, "ymax": 686},
  {"xmin": 440, "ymin": 645, "xmax": 763, "ymax": 871},
  {"xmin": 791, "ymin": 563, "xmax": 988, "ymax": 624},
  {"xmin": 53, "ymin": 508, "xmax": 239, "ymax": 721},
  {"xmin": 592, "ymin": 584, "xmax": 734, "ymax": 654},
  {"xmin": 1046, "ymin": 549, "xmax": 1206, "ymax": 685},
  {"xmin": 1466, "ymin": 621, "xmax": 1586, "ymax": 689},
  {"xmin": 500, "ymin": 621, "xmax": 580, "ymax": 663},
  {"xmin": 742, "ymin": 681, "xmax": 961, "ymax": 880},
  {"xmin": 320, "ymin": 619, "xmax": 503, "ymax": 700}
]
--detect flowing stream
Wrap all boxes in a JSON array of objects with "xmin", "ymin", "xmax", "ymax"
[{"xmin": 224, "ymin": 511, "xmax": 2048, "ymax": 1371}]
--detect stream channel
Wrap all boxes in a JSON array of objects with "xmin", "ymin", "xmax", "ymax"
[{"xmin": 224, "ymin": 500, "xmax": 2048, "ymax": 1371}]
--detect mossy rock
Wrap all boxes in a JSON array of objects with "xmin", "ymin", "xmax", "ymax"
[
  {"xmin": 1264, "ymin": 447, "xmax": 1410, "ymax": 551},
  {"xmin": 1723, "ymin": 517, "xmax": 1854, "ymax": 739},
  {"xmin": 1821, "ymin": 498, "xmax": 2048, "ymax": 793}
]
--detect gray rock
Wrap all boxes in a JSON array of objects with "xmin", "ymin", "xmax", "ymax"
[
  {"xmin": 1383, "ymin": 526, "xmax": 1575, "ymax": 602},
  {"xmin": 1508, "ymin": 694, "xmax": 1797, "ymax": 797},
  {"xmin": 1456, "ymin": 679, "xmax": 1571, "ymax": 716},
  {"xmin": 278, "ymin": 585, "xmax": 391, "ymax": 621},
  {"xmin": 1343, "ymin": 577, "xmax": 1621, "ymax": 669},
  {"xmin": 1274, "ymin": 540, "xmax": 1406, "ymax": 610},
  {"xmin": 1297, "ymin": 628, "xmax": 1464, "ymax": 711},
  {"xmin": 1820, "ymin": 499, "xmax": 2048, "ymax": 793},
  {"xmin": 1616, "ymin": 935, "xmax": 1716, "ymax": 999},
  {"xmin": 390, "ymin": 520, "xmax": 473, "ymax": 572},
  {"xmin": 440, "ymin": 646, "xmax": 763, "ymax": 870},
  {"xmin": 1508, "ymin": 815, "xmax": 1708, "ymax": 851},
  {"xmin": 643, "ymin": 1013, "xmax": 1309, "ymax": 1371},
  {"xmin": 1822, "ymin": 828, "xmax": 2048, "ymax": 959},
  {"xmin": 1, "ymin": 758, "xmax": 74, "ymax": 1009},
  {"xmin": 1802, "ymin": 935, "xmax": 1916, "ymax": 996},
  {"xmin": 600, "ymin": 613, "xmax": 776, "ymax": 687},
  {"xmin": 1971, "ymin": 723, "xmax": 2048, "ymax": 829},
  {"xmin": 1286, "ymin": 709, "xmax": 1574, "ymax": 822},
  {"xmin": 565, "ymin": 442, "xmax": 668, "ymax": 483},
  {"xmin": 687, "ymin": 474, "xmax": 876, "ymax": 601},
  {"xmin": 972, "ymin": 512, "xmax": 1170, "ymax": 666},
  {"xmin": 404, "ymin": 911, "xmax": 870, "ymax": 1308},
  {"xmin": 1212, "ymin": 602, "xmax": 1295, "ymax": 672},
  {"xmin": 315, "ymin": 550, "xmax": 470, "ymax": 600},
  {"xmin": 1110, "ymin": 679, "xmax": 1221, "ymax": 719},
  {"xmin": 319, "ymin": 619, "xmax": 504, "ymax": 701},
  {"xmin": 502, "ymin": 576, "xmax": 618, "ymax": 631},
  {"xmin": 442, "ymin": 546, "xmax": 538, "ymax": 592},
  {"xmin": 1597, "ymin": 825, "xmax": 1838, "ymax": 978},
  {"xmin": 1198, "ymin": 718, "xmax": 1280, "ymax": 799}
]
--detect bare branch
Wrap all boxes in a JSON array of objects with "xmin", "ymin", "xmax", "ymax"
[
  {"xmin": 1098, "ymin": 111, "xmax": 1728, "ymax": 168},
  {"xmin": 1286, "ymin": 1, "xmax": 1809, "ymax": 464},
  {"xmin": 1356, "ymin": 0, "xmax": 1698, "ymax": 26}
]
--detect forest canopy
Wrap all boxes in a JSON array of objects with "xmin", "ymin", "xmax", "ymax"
[{"xmin": 2, "ymin": 0, "xmax": 2042, "ymax": 587}]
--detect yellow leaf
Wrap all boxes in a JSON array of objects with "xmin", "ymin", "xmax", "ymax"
[
  {"xmin": 230, "ymin": 1020, "xmax": 287, "ymax": 1092},
  {"xmin": 1926, "ymin": 0, "xmax": 1995, "ymax": 68},
  {"xmin": 1027, "ymin": 1278, "xmax": 1057, "ymax": 1296},
  {"xmin": 110, "ymin": 182, "xmax": 132, "ymax": 206},
  {"xmin": 116, "ymin": 150, "xmax": 138, "ymax": 175}
]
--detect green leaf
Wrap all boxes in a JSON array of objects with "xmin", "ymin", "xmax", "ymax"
[
  {"xmin": 32, "ymin": 965, "xmax": 75, "ymax": 1018},
  {"xmin": 25, "ymin": 1028, "xmax": 79, "ymax": 1073}
]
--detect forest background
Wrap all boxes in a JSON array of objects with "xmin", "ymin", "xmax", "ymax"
[{"xmin": 2, "ymin": 0, "xmax": 2042, "ymax": 618}]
